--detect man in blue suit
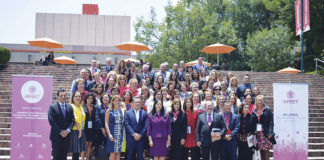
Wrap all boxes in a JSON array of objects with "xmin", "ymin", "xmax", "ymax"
[
  {"xmin": 196, "ymin": 101, "xmax": 226, "ymax": 160},
  {"xmin": 48, "ymin": 89, "xmax": 74, "ymax": 160},
  {"xmin": 105, "ymin": 57, "xmax": 114, "ymax": 73},
  {"xmin": 193, "ymin": 57, "xmax": 209, "ymax": 75},
  {"xmin": 125, "ymin": 96, "xmax": 148, "ymax": 160},
  {"xmin": 220, "ymin": 101, "xmax": 240, "ymax": 160}
]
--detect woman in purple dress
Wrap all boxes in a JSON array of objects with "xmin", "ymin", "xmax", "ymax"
[{"xmin": 147, "ymin": 100, "xmax": 171, "ymax": 160}]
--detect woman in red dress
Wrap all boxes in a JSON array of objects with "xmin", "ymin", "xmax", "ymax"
[{"xmin": 183, "ymin": 98, "xmax": 200, "ymax": 160}]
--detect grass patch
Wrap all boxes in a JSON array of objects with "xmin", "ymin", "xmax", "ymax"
[{"xmin": 306, "ymin": 70, "xmax": 324, "ymax": 76}]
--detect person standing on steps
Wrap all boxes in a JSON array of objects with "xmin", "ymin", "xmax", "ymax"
[{"xmin": 48, "ymin": 89, "xmax": 74, "ymax": 160}]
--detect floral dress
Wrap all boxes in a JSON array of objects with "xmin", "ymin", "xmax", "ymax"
[{"xmin": 106, "ymin": 109, "xmax": 124, "ymax": 153}]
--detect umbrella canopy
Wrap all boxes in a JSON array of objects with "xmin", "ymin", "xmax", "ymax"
[
  {"xmin": 27, "ymin": 37, "xmax": 63, "ymax": 49},
  {"xmin": 277, "ymin": 67, "xmax": 301, "ymax": 74},
  {"xmin": 185, "ymin": 60, "xmax": 211, "ymax": 67},
  {"xmin": 115, "ymin": 41, "xmax": 150, "ymax": 52},
  {"xmin": 201, "ymin": 42, "xmax": 236, "ymax": 66},
  {"xmin": 123, "ymin": 58, "xmax": 140, "ymax": 63},
  {"xmin": 54, "ymin": 56, "xmax": 77, "ymax": 65},
  {"xmin": 200, "ymin": 43, "xmax": 236, "ymax": 54}
]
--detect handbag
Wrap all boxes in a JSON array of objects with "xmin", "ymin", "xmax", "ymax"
[{"xmin": 252, "ymin": 150, "xmax": 261, "ymax": 160}]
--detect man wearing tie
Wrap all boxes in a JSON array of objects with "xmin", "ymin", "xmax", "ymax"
[
  {"xmin": 220, "ymin": 102, "xmax": 240, "ymax": 160},
  {"xmin": 125, "ymin": 96, "xmax": 148, "ymax": 160},
  {"xmin": 196, "ymin": 101, "xmax": 226, "ymax": 160},
  {"xmin": 155, "ymin": 63, "xmax": 170, "ymax": 85},
  {"xmin": 48, "ymin": 89, "xmax": 74, "ymax": 160},
  {"xmin": 105, "ymin": 57, "xmax": 114, "ymax": 73},
  {"xmin": 138, "ymin": 64, "xmax": 155, "ymax": 85}
]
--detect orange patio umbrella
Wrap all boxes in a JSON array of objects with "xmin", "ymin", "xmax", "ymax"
[
  {"xmin": 54, "ymin": 56, "xmax": 77, "ymax": 65},
  {"xmin": 277, "ymin": 67, "xmax": 301, "ymax": 74},
  {"xmin": 201, "ymin": 42, "xmax": 236, "ymax": 65},
  {"xmin": 27, "ymin": 37, "xmax": 63, "ymax": 49},
  {"xmin": 115, "ymin": 41, "xmax": 150, "ymax": 52},
  {"xmin": 185, "ymin": 60, "xmax": 211, "ymax": 67}
]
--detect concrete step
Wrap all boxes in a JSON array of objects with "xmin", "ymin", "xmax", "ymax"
[
  {"xmin": 0, "ymin": 134, "xmax": 10, "ymax": 140},
  {"xmin": 309, "ymin": 137, "xmax": 324, "ymax": 143},
  {"xmin": 0, "ymin": 128, "xmax": 10, "ymax": 134}
]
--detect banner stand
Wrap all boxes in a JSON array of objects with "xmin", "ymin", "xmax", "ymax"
[{"xmin": 273, "ymin": 83, "xmax": 308, "ymax": 160}]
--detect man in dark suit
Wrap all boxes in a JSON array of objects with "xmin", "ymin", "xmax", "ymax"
[
  {"xmin": 171, "ymin": 63, "xmax": 181, "ymax": 79},
  {"xmin": 105, "ymin": 57, "xmax": 114, "ymax": 73},
  {"xmin": 220, "ymin": 101, "xmax": 240, "ymax": 160},
  {"xmin": 125, "ymin": 96, "xmax": 148, "ymax": 160},
  {"xmin": 138, "ymin": 64, "xmax": 155, "ymax": 85},
  {"xmin": 237, "ymin": 74, "xmax": 254, "ymax": 99},
  {"xmin": 196, "ymin": 101, "xmax": 226, "ymax": 160},
  {"xmin": 48, "ymin": 89, "xmax": 74, "ymax": 160}
]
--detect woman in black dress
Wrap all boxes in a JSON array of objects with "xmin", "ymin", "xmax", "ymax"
[
  {"xmin": 169, "ymin": 98, "xmax": 187, "ymax": 160},
  {"xmin": 94, "ymin": 93, "xmax": 110, "ymax": 160},
  {"xmin": 237, "ymin": 103, "xmax": 257, "ymax": 160},
  {"xmin": 82, "ymin": 93, "xmax": 97, "ymax": 160}
]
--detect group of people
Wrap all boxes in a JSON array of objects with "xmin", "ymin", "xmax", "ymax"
[{"xmin": 48, "ymin": 56, "xmax": 276, "ymax": 160}]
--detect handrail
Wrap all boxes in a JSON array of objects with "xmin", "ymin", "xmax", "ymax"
[{"xmin": 314, "ymin": 58, "xmax": 324, "ymax": 74}]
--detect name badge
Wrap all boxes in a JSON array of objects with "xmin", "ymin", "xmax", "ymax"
[
  {"xmin": 247, "ymin": 135, "xmax": 254, "ymax": 147},
  {"xmin": 88, "ymin": 121, "xmax": 92, "ymax": 129},
  {"xmin": 187, "ymin": 126, "xmax": 191, "ymax": 134},
  {"xmin": 257, "ymin": 123, "xmax": 262, "ymax": 132}
]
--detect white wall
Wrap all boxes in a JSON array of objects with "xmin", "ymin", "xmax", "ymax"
[{"xmin": 35, "ymin": 13, "xmax": 131, "ymax": 47}]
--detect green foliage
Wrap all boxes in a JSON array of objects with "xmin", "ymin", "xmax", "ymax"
[
  {"xmin": 306, "ymin": 70, "xmax": 324, "ymax": 76},
  {"xmin": 134, "ymin": 0, "xmax": 324, "ymax": 72},
  {"xmin": 0, "ymin": 47, "xmax": 11, "ymax": 65},
  {"xmin": 246, "ymin": 26, "xmax": 298, "ymax": 72},
  {"xmin": 262, "ymin": 0, "xmax": 324, "ymax": 71}
]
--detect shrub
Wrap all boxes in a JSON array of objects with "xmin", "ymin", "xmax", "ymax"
[{"xmin": 0, "ymin": 47, "xmax": 11, "ymax": 65}]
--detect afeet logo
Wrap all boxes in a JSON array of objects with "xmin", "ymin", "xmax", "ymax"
[
  {"xmin": 287, "ymin": 90, "xmax": 295, "ymax": 99},
  {"xmin": 21, "ymin": 81, "xmax": 44, "ymax": 103},
  {"xmin": 283, "ymin": 90, "xmax": 298, "ymax": 104}
]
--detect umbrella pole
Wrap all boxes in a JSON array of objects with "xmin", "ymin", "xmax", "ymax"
[
  {"xmin": 44, "ymin": 49, "xmax": 46, "ymax": 62},
  {"xmin": 217, "ymin": 54, "xmax": 219, "ymax": 68}
]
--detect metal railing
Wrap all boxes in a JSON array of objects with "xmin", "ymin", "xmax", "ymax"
[{"xmin": 314, "ymin": 58, "xmax": 324, "ymax": 74}]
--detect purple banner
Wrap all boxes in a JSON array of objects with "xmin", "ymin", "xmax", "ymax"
[{"xmin": 11, "ymin": 75, "xmax": 53, "ymax": 160}]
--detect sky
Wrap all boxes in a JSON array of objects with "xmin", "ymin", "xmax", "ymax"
[{"xmin": 0, "ymin": 0, "xmax": 178, "ymax": 44}]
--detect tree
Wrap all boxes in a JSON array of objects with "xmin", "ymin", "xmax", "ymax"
[
  {"xmin": 0, "ymin": 47, "xmax": 11, "ymax": 65},
  {"xmin": 262, "ymin": 0, "xmax": 324, "ymax": 71},
  {"xmin": 134, "ymin": 0, "xmax": 324, "ymax": 71},
  {"xmin": 245, "ymin": 26, "xmax": 298, "ymax": 72}
]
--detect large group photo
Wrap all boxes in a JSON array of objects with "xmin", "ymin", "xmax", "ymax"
[{"xmin": 0, "ymin": 0, "xmax": 324, "ymax": 160}]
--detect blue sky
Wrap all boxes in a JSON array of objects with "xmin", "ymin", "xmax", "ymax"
[{"xmin": 0, "ymin": 0, "xmax": 178, "ymax": 44}]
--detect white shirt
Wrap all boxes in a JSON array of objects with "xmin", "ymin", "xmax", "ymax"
[
  {"xmin": 58, "ymin": 102, "xmax": 65, "ymax": 111},
  {"xmin": 134, "ymin": 109, "xmax": 140, "ymax": 123},
  {"xmin": 146, "ymin": 101, "xmax": 154, "ymax": 113}
]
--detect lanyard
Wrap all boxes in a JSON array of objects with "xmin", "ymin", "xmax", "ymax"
[
  {"xmin": 256, "ymin": 107, "xmax": 264, "ymax": 122},
  {"xmin": 103, "ymin": 104, "xmax": 107, "ymax": 111},
  {"xmin": 187, "ymin": 111, "xmax": 194, "ymax": 127},
  {"xmin": 87, "ymin": 105, "xmax": 93, "ymax": 118},
  {"xmin": 224, "ymin": 112, "xmax": 230, "ymax": 128}
]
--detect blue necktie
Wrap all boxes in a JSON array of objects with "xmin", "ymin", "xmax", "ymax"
[{"xmin": 62, "ymin": 105, "xmax": 66, "ymax": 118}]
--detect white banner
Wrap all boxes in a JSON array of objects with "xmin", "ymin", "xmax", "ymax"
[{"xmin": 273, "ymin": 83, "xmax": 308, "ymax": 160}]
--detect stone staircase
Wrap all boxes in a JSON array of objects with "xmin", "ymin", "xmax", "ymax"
[{"xmin": 0, "ymin": 63, "xmax": 324, "ymax": 159}]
